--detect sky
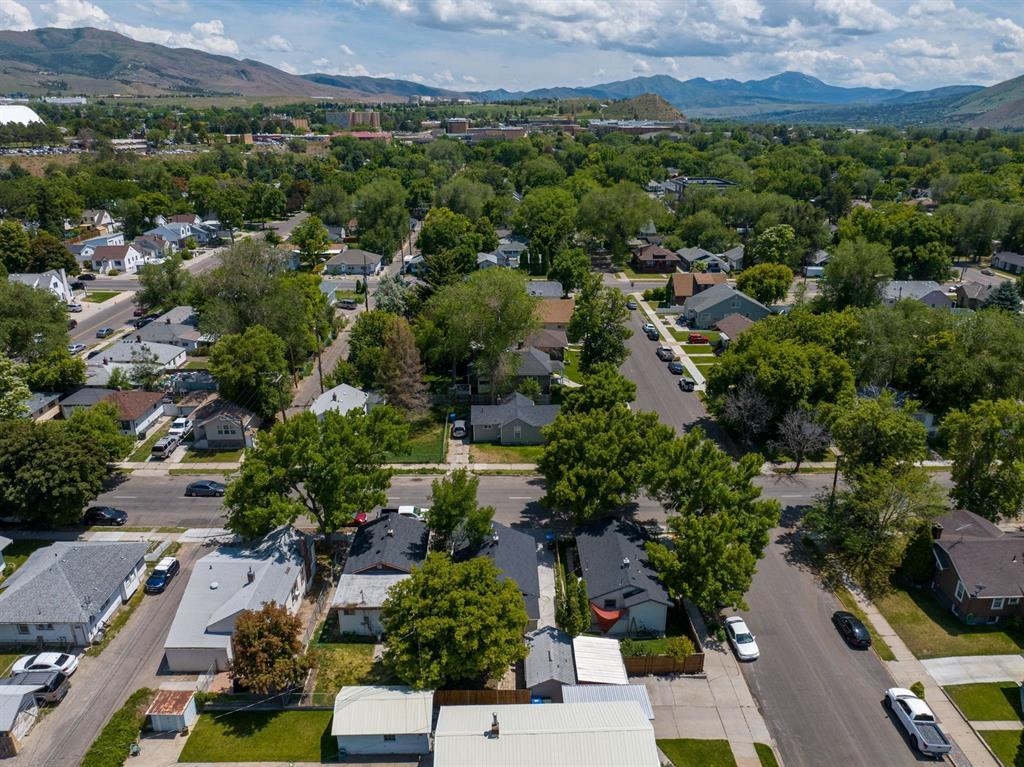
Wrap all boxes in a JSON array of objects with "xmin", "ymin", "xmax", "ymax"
[{"xmin": 2, "ymin": 0, "xmax": 1024, "ymax": 93}]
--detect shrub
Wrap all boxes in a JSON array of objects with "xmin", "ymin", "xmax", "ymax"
[
  {"xmin": 665, "ymin": 635, "xmax": 697, "ymax": 659},
  {"xmin": 620, "ymin": 638, "xmax": 650, "ymax": 657},
  {"xmin": 81, "ymin": 687, "xmax": 154, "ymax": 767},
  {"xmin": 642, "ymin": 287, "xmax": 666, "ymax": 302},
  {"xmin": 910, "ymin": 681, "xmax": 926, "ymax": 698},
  {"xmin": 107, "ymin": 268, "xmax": 120, "ymax": 276}
]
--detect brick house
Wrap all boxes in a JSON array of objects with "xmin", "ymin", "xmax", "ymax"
[
  {"xmin": 632, "ymin": 245, "xmax": 681, "ymax": 274},
  {"xmin": 666, "ymin": 272, "xmax": 727, "ymax": 306}
]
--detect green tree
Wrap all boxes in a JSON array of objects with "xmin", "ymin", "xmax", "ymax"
[
  {"xmin": 209, "ymin": 325, "xmax": 291, "ymax": 421},
  {"xmin": 381, "ymin": 554, "xmax": 528, "ymax": 689},
  {"xmin": 416, "ymin": 207, "xmax": 478, "ymax": 258},
  {"xmin": 231, "ymin": 602, "xmax": 311, "ymax": 695},
  {"xmin": 306, "ymin": 179, "xmax": 350, "ymax": 226},
  {"xmin": 561, "ymin": 363, "xmax": 637, "ymax": 414},
  {"xmin": 128, "ymin": 346, "xmax": 164, "ymax": 391},
  {"xmin": 64, "ymin": 401, "xmax": 134, "ymax": 464},
  {"xmin": 289, "ymin": 214, "xmax": 330, "ymax": 267},
  {"xmin": 568, "ymin": 275, "xmax": 631, "ymax": 372},
  {"xmin": 827, "ymin": 392, "xmax": 927, "ymax": 470},
  {"xmin": 28, "ymin": 231, "xmax": 78, "ymax": 275},
  {"xmin": 225, "ymin": 408, "xmax": 409, "ymax": 537},
  {"xmin": 736, "ymin": 263, "xmax": 793, "ymax": 305},
  {"xmin": 513, "ymin": 187, "xmax": 577, "ymax": 274},
  {"xmin": 426, "ymin": 469, "xmax": 495, "ymax": 553},
  {"xmin": 436, "ymin": 177, "xmax": 494, "ymax": 221},
  {"xmin": 745, "ymin": 224, "xmax": 801, "ymax": 270},
  {"xmin": 122, "ymin": 192, "xmax": 173, "ymax": 238},
  {"xmin": 136, "ymin": 256, "xmax": 195, "ymax": 314},
  {"xmin": 354, "ymin": 177, "xmax": 408, "ymax": 259},
  {"xmin": 820, "ymin": 238, "xmax": 894, "ymax": 310},
  {"xmin": 379, "ymin": 316, "xmax": 429, "ymax": 415},
  {"xmin": 547, "ymin": 247, "xmax": 591, "ymax": 296},
  {"xmin": 0, "ymin": 281, "xmax": 68, "ymax": 362},
  {"xmin": 943, "ymin": 398, "xmax": 1024, "ymax": 521},
  {"xmin": 983, "ymin": 281, "xmax": 1022, "ymax": 313},
  {"xmin": 540, "ymin": 406, "xmax": 672, "ymax": 523},
  {"xmin": 804, "ymin": 465, "xmax": 946, "ymax": 595},
  {"xmin": 24, "ymin": 348, "xmax": 85, "ymax": 393},
  {"xmin": 0, "ymin": 220, "xmax": 31, "ymax": 273},
  {"xmin": 555, "ymin": 569, "xmax": 591, "ymax": 637},
  {"xmin": 0, "ymin": 356, "xmax": 29, "ymax": 419},
  {"xmin": 373, "ymin": 275, "xmax": 412, "ymax": 315},
  {"xmin": 348, "ymin": 310, "xmax": 397, "ymax": 389},
  {"xmin": 577, "ymin": 181, "xmax": 666, "ymax": 259}
]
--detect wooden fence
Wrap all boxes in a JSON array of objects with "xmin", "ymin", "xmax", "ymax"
[
  {"xmin": 433, "ymin": 689, "xmax": 531, "ymax": 707},
  {"xmin": 623, "ymin": 653, "xmax": 704, "ymax": 676}
]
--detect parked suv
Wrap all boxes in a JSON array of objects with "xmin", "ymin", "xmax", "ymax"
[
  {"xmin": 150, "ymin": 435, "xmax": 180, "ymax": 460},
  {"xmin": 656, "ymin": 346, "xmax": 677, "ymax": 362},
  {"xmin": 0, "ymin": 671, "xmax": 70, "ymax": 704},
  {"xmin": 688, "ymin": 333, "xmax": 710, "ymax": 344},
  {"xmin": 145, "ymin": 556, "xmax": 181, "ymax": 594}
]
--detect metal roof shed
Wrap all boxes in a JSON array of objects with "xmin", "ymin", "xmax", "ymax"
[
  {"xmin": 561, "ymin": 683, "xmax": 655, "ymax": 719},
  {"xmin": 572, "ymin": 636, "xmax": 629, "ymax": 685},
  {"xmin": 331, "ymin": 686, "xmax": 433, "ymax": 756},
  {"xmin": 146, "ymin": 689, "xmax": 198, "ymax": 733}
]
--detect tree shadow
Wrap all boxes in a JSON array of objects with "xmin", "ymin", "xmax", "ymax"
[{"xmin": 101, "ymin": 470, "xmax": 133, "ymax": 490}]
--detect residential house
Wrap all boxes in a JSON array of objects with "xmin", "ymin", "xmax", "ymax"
[
  {"xmin": 402, "ymin": 253, "xmax": 426, "ymax": 276},
  {"xmin": 0, "ymin": 538, "xmax": 11, "ymax": 573},
  {"xmin": 454, "ymin": 522, "xmax": 540, "ymax": 630},
  {"xmin": 719, "ymin": 245, "xmax": 745, "ymax": 272},
  {"xmin": 136, "ymin": 306, "xmax": 207, "ymax": 350},
  {"xmin": 0, "ymin": 686, "xmax": 40, "ymax": 757},
  {"xmin": 87, "ymin": 244, "xmax": 144, "ymax": 274},
  {"xmin": 512, "ymin": 347, "xmax": 562, "ymax": 394},
  {"xmin": 495, "ymin": 238, "xmax": 527, "ymax": 268},
  {"xmin": 67, "ymin": 233, "xmax": 125, "ymax": 271},
  {"xmin": 192, "ymin": 398, "xmax": 259, "ymax": 450},
  {"xmin": 632, "ymin": 245, "xmax": 681, "ymax": 274},
  {"xmin": 331, "ymin": 686, "xmax": 433, "ymax": 757},
  {"xmin": 714, "ymin": 313, "xmax": 755, "ymax": 344},
  {"xmin": 0, "ymin": 541, "xmax": 148, "ymax": 647},
  {"xmin": 20, "ymin": 392, "xmax": 60, "ymax": 420},
  {"xmin": 675, "ymin": 247, "xmax": 714, "ymax": 271},
  {"xmin": 665, "ymin": 271, "xmax": 727, "ymax": 306},
  {"xmin": 526, "ymin": 280, "xmax": 565, "ymax": 299},
  {"xmin": 78, "ymin": 209, "xmax": 116, "ymax": 234},
  {"xmin": 334, "ymin": 515, "xmax": 428, "ymax": 637},
  {"xmin": 433, "ymin": 702, "xmax": 660, "ymax": 767},
  {"xmin": 321, "ymin": 280, "xmax": 340, "ymax": 306},
  {"xmin": 535, "ymin": 299, "xmax": 574, "ymax": 331},
  {"xmin": 524, "ymin": 627, "xmax": 576, "ymax": 701},
  {"xmin": 682, "ymin": 284, "xmax": 771, "ymax": 328},
  {"xmin": 809, "ymin": 249, "xmax": 831, "ymax": 267},
  {"xmin": 310, "ymin": 383, "xmax": 371, "ymax": 419},
  {"xmin": 103, "ymin": 390, "xmax": 166, "ymax": 437},
  {"xmin": 575, "ymin": 518, "xmax": 671, "ymax": 636},
  {"xmin": 992, "ymin": 251, "xmax": 1024, "ymax": 275},
  {"xmin": 956, "ymin": 281, "xmax": 996, "ymax": 310},
  {"xmin": 324, "ymin": 249, "xmax": 384, "ymax": 276},
  {"xmin": 59, "ymin": 387, "xmax": 118, "ymax": 419},
  {"xmin": 7, "ymin": 268, "xmax": 74, "ymax": 303},
  {"xmin": 470, "ymin": 393, "xmax": 559, "ymax": 446},
  {"xmin": 144, "ymin": 224, "xmax": 193, "ymax": 251},
  {"xmin": 100, "ymin": 339, "xmax": 188, "ymax": 370},
  {"xmin": 162, "ymin": 213, "xmax": 202, "ymax": 227},
  {"xmin": 882, "ymin": 280, "xmax": 953, "ymax": 309},
  {"xmin": 163, "ymin": 526, "xmax": 314, "ymax": 672},
  {"xmin": 524, "ymin": 328, "xmax": 568, "ymax": 361},
  {"xmin": 131, "ymin": 236, "xmax": 170, "ymax": 262},
  {"xmin": 931, "ymin": 510, "xmax": 1024, "ymax": 625}
]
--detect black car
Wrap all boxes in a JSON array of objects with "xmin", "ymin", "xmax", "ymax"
[
  {"xmin": 645, "ymin": 327, "xmax": 660, "ymax": 341},
  {"xmin": 70, "ymin": 280, "xmax": 85, "ymax": 290},
  {"xmin": 78, "ymin": 273, "xmax": 96, "ymax": 281},
  {"xmin": 832, "ymin": 610, "xmax": 872, "ymax": 648},
  {"xmin": 145, "ymin": 556, "xmax": 181, "ymax": 593},
  {"xmin": 185, "ymin": 480, "xmax": 226, "ymax": 497},
  {"xmin": 667, "ymin": 360, "xmax": 685, "ymax": 374},
  {"xmin": 83, "ymin": 506, "xmax": 128, "ymax": 526}
]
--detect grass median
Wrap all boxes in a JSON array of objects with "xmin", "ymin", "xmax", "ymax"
[
  {"xmin": 944, "ymin": 682, "xmax": 1023, "ymax": 722},
  {"xmin": 658, "ymin": 738, "xmax": 737, "ymax": 767}
]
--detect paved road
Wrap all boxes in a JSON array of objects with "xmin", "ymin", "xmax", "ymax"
[
  {"xmin": 14, "ymin": 544, "xmax": 205, "ymax": 767},
  {"xmin": 96, "ymin": 473, "xmax": 228, "ymax": 528}
]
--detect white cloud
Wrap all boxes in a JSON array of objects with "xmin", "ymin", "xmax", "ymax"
[
  {"xmin": 41, "ymin": 0, "xmax": 110, "ymax": 27},
  {"xmin": 262, "ymin": 34, "xmax": 293, "ymax": 52},
  {"xmin": 907, "ymin": 0, "xmax": 956, "ymax": 18},
  {"xmin": 312, "ymin": 57, "xmax": 330, "ymax": 68},
  {"xmin": 886, "ymin": 37, "xmax": 959, "ymax": 59},
  {"xmin": 339, "ymin": 44, "xmax": 354, "ymax": 56},
  {"xmin": 663, "ymin": 57, "xmax": 678, "ymax": 72},
  {"xmin": 812, "ymin": 0, "xmax": 897, "ymax": 34},
  {"xmin": 632, "ymin": 58, "xmax": 651, "ymax": 73},
  {"xmin": 991, "ymin": 17, "xmax": 1024, "ymax": 53},
  {"xmin": 0, "ymin": 0, "xmax": 34, "ymax": 29},
  {"xmin": 277, "ymin": 61, "xmax": 298, "ymax": 74},
  {"xmin": 462, "ymin": 74, "xmax": 478, "ymax": 83},
  {"xmin": 432, "ymin": 68, "xmax": 455, "ymax": 84},
  {"xmin": 146, "ymin": 0, "xmax": 191, "ymax": 14}
]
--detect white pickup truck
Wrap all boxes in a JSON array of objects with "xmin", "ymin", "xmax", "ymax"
[{"xmin": 885, "ymin": 687, "xmax": 952, "ymax": 758}]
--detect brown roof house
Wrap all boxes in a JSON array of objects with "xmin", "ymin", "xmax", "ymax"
[
  {"xmin": 632, "ymin": 245, "xmax": 681, "ymax": 274},
  {"xmin": 524, "ymin": 328, "xmax": 569, "ymax": 361},
  {"xmin": 713, "ymin": 313, "xmax": 754, "ymax": 344},
  {"xmin": 192, "ymin": 398, "xmax": 259, "ymax": 450},
  {"xmin": 536, "ymin": 299, "xmax": 575, "ymax": 331},
  {"xmin": 666, "ymin": 272, "xmax": 727, "ymax": 306},
  {"xmin": 105, "ymin": 390, "xmax": 166, "ymax": 437},
  {"xmin": 931, "ymin": 510, "xmax": 1024, "ymax": 625}
]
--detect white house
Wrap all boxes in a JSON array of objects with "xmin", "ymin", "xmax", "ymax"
[
  {"xmin": 331, "ymin": 686, "xmax": 433, "ymax": 757},
  {"xmin": 324, "ymin": 249, "xmax": 384, "ymax": 276},
  {"xmin": 88, "ymin": 244, "xmax": 144, "ymax": 274},
  {"xmin": 7, "ymin": 268, "xmax": 74, "ymax": 304},
  {"xmin": 98, "ymin": 339, "xmax": 188, "ymax": 370},
  {"xmin": 0, "ymin": 542, "xmax": 148, "ymax": 648},
  {"xmin": 163, "ymin": 527, "xmax": 314, "ymax": 672},
  {"xmin": 309, "ymin": 384, "xmax": 370, "ymax": 419}
]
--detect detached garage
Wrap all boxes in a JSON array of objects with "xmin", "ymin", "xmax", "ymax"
[{"xmin": 332, "ymin": 686, "xmax": 433, "ymax": 757}]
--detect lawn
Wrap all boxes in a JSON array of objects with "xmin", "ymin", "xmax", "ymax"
[
  {"xmin": 562, "ymin": 347, "xmax": 582, "ymax": 383},
  {"xmin": 312, "ymin": 641, "xmax": 395, "ymax": 693},
  {"xmin": 128, "ymin": 424, "xmax": 170, "ymax": 462},
  {"xmin": 469, "ymin": 443, "xmax": 544, "ymax": 464},
  {"xmin": 1, "ymin": 539, "xmax": 54, "ymax": 579},
  {"xmin": 755, "ymin": 743, "xmax": 780, "ymax": 767},
  {"xmin": 833, "ymin": 586, "xmax": 897, "ymax": 661},
  {"xmin": 84, "ymin": 290, "xmax": 120, "ymax": 303},
  {"xmin": 180, "ymin": 448, "xmax": 245, "ymax": 463},
  {"xmin": 178, "ymin": 711, "xmax": 335, "ymax": 763},
  {"xmin": 945, "ymin": 682, "xmax": 1023, "ymax": 722},
  {"xmin": 183, "ymin": 358, "xmax": 208, "ymax": 370},
  {"xmin": 980, "ymin": 730, "xmax": 1024, "ymax": 766},
  {"xmin": 874, "ymin": 585, "xmax": 1024, "ymax": 659},
  {"xmin": 657, "ymin": 738, "xmax": 737, "ymax": 767},
  {"xmin": 682, "ymin": 344, "xmax": 716, "ymax": 355},
  {"xmin": 388, "ymin": 417, "xmax": 446, "ymax": 463},
  {"xmin": 0, "ymin": 653, "xmax": 23, "ymax": 675}
]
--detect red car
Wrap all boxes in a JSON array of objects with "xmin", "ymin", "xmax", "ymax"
[
  {"xmin": 688, "ymin": 333, "xmax": 710, "ymax": 344},
  {"xmin": 133, "ymin": 307, "xmax": 144, "ymax": 317}
]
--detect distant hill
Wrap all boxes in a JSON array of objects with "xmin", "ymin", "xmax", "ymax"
[
  {"xmin": 301, "ymin": 73, "xmax": 461, "ymax": 100},
  {"xmin": 948, "ymin": 73, "xmax": 1024, "ymax": 128},
  {"xmin": 599, "ymin": 94, "xmax": 685, "ymax": 121}
]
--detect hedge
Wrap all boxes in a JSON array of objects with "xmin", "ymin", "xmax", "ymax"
[{"xmin": 81, "ymin": 687, "xmax": 154, "ymax": 767}]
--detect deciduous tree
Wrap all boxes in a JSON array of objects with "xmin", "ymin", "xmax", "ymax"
[
  {"xmin": 770, "ymin": 408, "xmax": 830, "ymax": 471},
  {"xmin": 0, "ymin": 220, "xmax": 31, "ymax": 274},
  {"xmin": 289, "ymin": 214, "xmax": 330, "ymax": 267},
  {"xmin": 136, "ymin": 256, "xmax": 195, "ymax": 314},
  {"xmin": 547, "ymin": 247, "xmax": 591, "ymax": 296},
  {"xmin": 568, "ymin": 275, "xmax": 631, "ymax": 372},
  {"xmin": 735, "ymin": 262, "xmax": 793, "ymax": 305},
  {"xmin": 231, "ymin": 602, "xmax": 311, "ymax": 695},
  {"xmin": 209, "ymin": 325, "xmax": 291, "ymax": 421},
  {"xmin": 820, "ymin": 238, "xmax": 894, "ymax": 310},
  {"xmin": 745, "ymin": 224, "xmax": 801, "ymax": 270},
  {"xmin": 426, "ymin": 469, "xmax": 495, "ymax": 553},
  {"xmin": 0, "ymin": 356, "xmax": 28, "ymax": 420},
  {"xmin": 513, "ymin": 187, "xmax": 577, "ymax": 274},
  {"xmin": 826, "ymin": 391, "xmax": 927, "ymax": 470}
]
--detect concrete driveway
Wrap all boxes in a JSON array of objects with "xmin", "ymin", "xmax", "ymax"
[{"xmin": 923, "ymin": 655, "xmax": 1024, "ymax": 686}]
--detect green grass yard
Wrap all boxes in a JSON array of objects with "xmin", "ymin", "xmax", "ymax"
[
  {"xmin": 84, "ymin": 290, "xmax": 120, "ymax": 303},
  {"xmin": 755, "ymin": 743, "xmax": 780, "ymax": 767},
  {"xmin": 312, "ymin": 642, "xmax": 396, "ymax": 693},
  {"xmin": 980, "ymin": 730, "xmax": 1024, "ymax": 766},
  {"xmin": 387, "ymin": 417, "xmax": 446, "ymax": 463},
  {"xmin": 178, "ymin": 711, "xmax": 334, "ymax": 763},
  {"xmin": 944, "ymin": 682, "xmax": 1023, "ymax": 722},
  {"xmin": 1, "ymin": 539, "xmax": 53, "ymax": 579},
  {"xmin": 657, "ymin": 739, "xmax": 737, "ymax": 767},
  {"xmin": 682, "ymin": 344, "xmax": 717, "ymax": 355},
  {"xmin": 180, "ymin": 448, "xmax": 245, "ymax": 463},
  {"xmin": 874, "ymin": 585, "xmax": 1024, "ymax": 659},
  {"xmin": 469, "ymin": 443, "xmax": 544, "ymax": 464},
  {"xmin": 562, "ymin": 347, "xmax": 582, "ymax": 383}
]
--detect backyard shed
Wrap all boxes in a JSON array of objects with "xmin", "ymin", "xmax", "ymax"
[
  {"xmin": 0, "ymin": 686, "xmax": 40, "ymax": 757},
  {"xmin": 572, "ymin": 636, "xmax": 629, "ymax": 685},
  {"xmin": 331, "ymin": 686, "xmax": 433, "ymax": 756},
  {"xmin": 146, "ymin": 689, "xmax": 198, "ymax": 733}
]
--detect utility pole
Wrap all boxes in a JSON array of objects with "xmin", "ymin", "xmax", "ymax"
[
  {"xmin": 363, "ymin": 250, "xmax": 370, "ymax": 310},
  {"xmin": 315, "ymin": 327, "xmax": 325, "ymax": 395}
]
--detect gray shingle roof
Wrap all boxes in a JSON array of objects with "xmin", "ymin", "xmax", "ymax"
[
  {"xmin": 326, "ymin": 249, "xmax": 383, "ymax": 267},
  {"xmin": 455, "ymin": 523, "xmax": 540, "ymax": 621},
  {"xmin": 344, "ymin": 516, "xmax": 428, "ymax": 574},
  {"xmin": 0, "ymin": 542, "xmax": 148, "ymax": 625},
  {"xmin": 575, "ymin": 519, "xmax": 670, "ymax": 606},
  {"xmin": 525, "ymin": 627, "xmax": 576, "ymax": 689},
  {"xmin": 932, "ymin": 510, "xmax": 1024, "ymax": 600},
  {"xmin": 514, "ymin": 347, "xmax": 561, "ymax": 377},
  {"xmin": 683, "ymin": 284, "xmax": 767, "ymax": 315},
  {"xmin": 470, "ymin": 393, "xmax": 560, "ymax": 430},
  {"xmin": 883, "ymin": 280, "xmax": 947, "ymax": 302},
  {"xmin": 526, "ymin": 280, "xmax": 564, "ymax": 298}
]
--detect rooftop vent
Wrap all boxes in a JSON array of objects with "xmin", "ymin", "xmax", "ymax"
[
  {"xmin": 246, "ymin": 567, "xmax": 255, "ymax": 584},
  {"xmin": 622, "ymin": 557, "xmax": 630, "ymax": 568},
  {"xmin": 210, "ymin": 581, "xmax": 219, "ymax": 590},
  {"xmin": 386, "ymin": 527, "xmax": 395, "ymax": 537},
  {"xmin": 489, "ymin": 712, "xmax": 499, "ymax": 739}
]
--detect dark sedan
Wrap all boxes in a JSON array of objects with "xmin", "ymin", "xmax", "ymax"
[
  {"xmin": 185, "ymin": 480, "xmax": 226, "ymax": 497},
  {"xmin": 832, "ymin": 610, "xmax": 872, "ymax": 648},
  {"xmin": 667, "ymin": 360, "xmax": 685, "ymax": 374},
  {"xmin": 83, "ymin": 506, "xmax": 128, "ymax": 526}
]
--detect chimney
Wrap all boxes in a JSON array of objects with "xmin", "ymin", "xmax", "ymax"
[
  {"xmin": 332, "ymin": 393, "xmax": 337, "ymax": 402},
  {"xmin": 386, "ymin": 527, "xmax": 395, "ymax": 537},
  {"xmin": 136, "ymin": 335, "xmax": 141, "ymax": 342},
  {"xmin": 490, "ymin": 713, "xmax": 499, "ymax": 739},
  {"xmin": 931, "ymin": 523, "xmax": 943, "ymax": 541},
  {"xmin": 622, "ymin": 557, "xmax": 630, "ymax": 568},
  {"xmin": 246, "ymin": 567, "xmax": 255, "ymax": 584},
  {"xmin": 165, "ymin": 318, "xmax": 171, "ymax": 324}
]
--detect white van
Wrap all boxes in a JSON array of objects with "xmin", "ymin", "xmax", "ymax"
[{"xmin": 150, "ymin": 435, "xmax": 180, "ymax": 460}]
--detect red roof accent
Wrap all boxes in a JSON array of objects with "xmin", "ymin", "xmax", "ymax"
[{"xmin": 590, "ymin": 603, "xmax": 623, "ymax": 633}]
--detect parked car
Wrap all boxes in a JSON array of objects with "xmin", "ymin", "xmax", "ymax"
[
  {"xmin": 184, "ymin": 480, "xmax": 226, "ymax": 497},
  {"xmin": 885, "ymin": 688, "xmax": 951, "ymax": 757},
  {"xmin": 70, "ymin": 280, "xmax": 85, "ymax": 290},
  {"xmin": 168, "ymin": 417, "xmax": 193, "ymax": 439},
  {"xmin": 645, "ymin": 327, "xmax": 660, "ymax": 341},
  {"xmin": 66, "ymin": 303, "xmax": 82, "ymax": 313},
  {"xmin": 626, "ymin": 299, "xmax": 638, "ymax": 310},
  {"xmin": 145, "ymin": 556, "xmax": 181, "ymax": 594},
  {"xmin": 641, "ymin": 322, "xmax": 657, "ymax": 333},
  {"xmin": 150, "ymin": 435, "xmax": 179, "ymax": 460},
  {"xmin": 132, "ymin": 307, "xmax": 144, "ymax": 317},
  {"xmin": 338, "ymin": 298, "xmax": 358, "ymax": 310},
  {"xmin": 351, "ymin": 512, "xmax": 368, "ymax": 525},
  {"xmin": 724, "ymin": 616, "xmax": 760, "ymax": 661},
  {"xmin": 678, "ymin": 376, "xmax": 696, "ymax": 392},
  {"xmin": 95, "ymin": 327, "xmax": 114, "ymax": 338},
  {"xmin": 656, "ymin": 346, "xmax": 677, "ymax": 362},
  {"xmin": 86, "ymin": 349, "xmax": 103, "ymax": 359},
  {"xmin": 0, "ymin": 671, "xmax": 70, "ymax": 704},
  {"xmin": 83, "ymin": 506, "xmax": 128, "ymax": 526},
  {"xmin": 133, "ymin": 317, "xmax": 154, "ymax": 329},
  {"xmin": 381, "ymin": 505, "xmax": 428, "ymax": 520},
  {"xmin": 67, "ymin": 343, "xmax": 86, "ymax": 354},
  {"xmin": 451, "ymin": 419, "xmax": 467, "ymax": 439},
  {"xmin": 688, "ymin": 333, "xmax": 710, "ymax": 344},
  {"xmin": 67, "ymin": 319, "xmax": 78, "ymax": 330},
  {"xmin": 832, "ymin": 610, "xmax": 871, "ymax": 649},
  {"xmin": 667, "ymin": 360, "xmax": 685, "ymax": 374},
  {"xmin": 12, "ymin": 652, "xmax": 79, "ymax": 676},
  {"xmin": 78, "ymin": 273, "xmax": 96, "ymax": 281}
]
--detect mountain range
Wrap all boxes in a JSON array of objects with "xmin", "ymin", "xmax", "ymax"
[{"xmin": 2, "ymin": 27, "xmax": 1023, "ymax": 127}]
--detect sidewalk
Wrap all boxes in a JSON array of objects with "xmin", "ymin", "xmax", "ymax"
[
  {"xmin": 633, "ymin": 292, "xmax": 706, "ymax": 389},
  {"xmin": 847, "ymin": 587, "xmax": 1000, "ymax": 767}
]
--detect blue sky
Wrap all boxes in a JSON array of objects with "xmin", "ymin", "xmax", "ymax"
[{"xmin": 3, "ymin": 0, "xmax": 1024, "ymax": 92}]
